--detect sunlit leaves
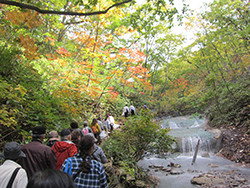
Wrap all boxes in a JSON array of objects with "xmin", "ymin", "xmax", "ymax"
[{"xmin": 19, "ymin": 34, "xmax": 40, "ymax": 60}]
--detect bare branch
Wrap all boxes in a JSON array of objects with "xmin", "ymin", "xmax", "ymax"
[{"xmin": 0, "ymin": 0, "xmax": 132, "ymax": 16}]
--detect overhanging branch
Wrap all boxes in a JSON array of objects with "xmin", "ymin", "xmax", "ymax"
[{"xmin": 0, "ymin": 0, "xmax": 132, "ymax": 16}]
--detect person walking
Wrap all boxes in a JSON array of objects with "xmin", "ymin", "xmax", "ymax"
[
  {"xmin": 27, "ymin": 168, "xmax": 76, "ymax": 188},
  {"xmin": 123, "ymin": 104, "xmax": 129, "ymax": 118},
  {"xmin": 61, "ymin": 135, "xmax": 108, "ymax": 188},
  {"xmin": 71, "ymin": 130, "xmax": 81, "ymax": 148},
  {"xmin": 108, "ymin": 113, "xmax": 115, "ymax": 132},
  {"xmin": 70, "ymin": 121, "xmax": 84, "ymax": 138},
  {"xmin": 0, "ymin": 142, "xmax": 28, "ymax": 188},
  {"xmin": 87, "ymin": 133, "xmax": 108, "ymax": 164},
  {"xmin": 47, "ymin": 130, "xmax": 60, "ymax": 147},
  {"xmin": 90, "ymin": 118, "xmax": 102, "ymax": 145},
  {"xmin": 18, "ymin": 126, "xmax": 57, "ymax": 179},
  {"xmin": 82, "ymin": 121, "xmax": 92, "ymax": 135},
  {"xmin": 130, "ymin": 104, "xmax": 136, "ymax": 116},
  {"xmin": 52, "ymin": 129, "xmax": 78, "ymax": 170}
]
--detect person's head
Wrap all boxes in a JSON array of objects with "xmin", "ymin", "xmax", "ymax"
[
  {"xmin": 79, "ymin": 135, "xmax": 95, "ymax": 157},
  {"xmin": 0, "ymin": 142, "xmax": 26, "ymax": 162},
  {"xmin": 78, "ymin": 135, "xmax": 95, "ymax": 173},
  {"xmin": 32, "ymin": 126, "xmax": 46, "ymax": 140},
  {"xmin": 70, "ymin": 121, "xmax": 79, "ymax": 129},
  {"xmin": 97, "ymin": 116, "xmax": 101, "ymax": 121},
  {"xmin": 83, "ymin": 121, "xmax": 88, "ymax": 127},
  {"xmin": 71, "ymin": 130, "xmax": 81, "ymax": 142},
  {"xmin": 91, "ymin": 118, "xmax": 97, "ymax": 125},
  {"xmin": 26, "ymin": 168, "xmax": 75, "ymax": 188},
  {"xmin": 48, "ymin": 131, "xmax": 60, "ymax": 141},
  {"xmin": 86, "ymin": 133, "xmax": 97, "ymax": 143},
  {"xmin": 60, "ymin": 129, "xmax": 71, "ymax": 141}
]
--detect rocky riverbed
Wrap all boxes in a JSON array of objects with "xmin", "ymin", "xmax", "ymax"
[{"xmin": 138, "ymin": 154, "xmax": 250, "ymax": 188}]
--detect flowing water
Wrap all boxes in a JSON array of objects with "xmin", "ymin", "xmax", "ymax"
[
  {"xmin": 137, "ymin": 115, "xmax": 250, "ymax": 188},
  {"xmin": 160, "ymin": 115, "xmax": 217, "ymax": 155}
]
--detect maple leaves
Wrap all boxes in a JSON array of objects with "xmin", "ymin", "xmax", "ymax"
[
  {"xmin": 4, "ymin": 9, "xmax": 43, "ymax": 28},
  {"xmin": 19, "ymin": 34, "xmax": 40, "ymax": 60}
]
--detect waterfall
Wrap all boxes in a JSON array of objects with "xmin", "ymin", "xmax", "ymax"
[{"xmin": 160, "ymin": 115, "xmax": 218, "ymax": 156}]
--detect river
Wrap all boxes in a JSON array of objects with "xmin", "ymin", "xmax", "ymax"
[{"xmin": 137, "ymin": 115, "xmax": 250, "ymax": 188}]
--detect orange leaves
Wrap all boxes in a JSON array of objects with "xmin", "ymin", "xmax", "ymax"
[
  {"xmin": 167, "ymin": 77, "xmax": 190, "ymax": 97},
  {"xmin": 4, "ymin": 9, "xmax": 43, "ymax": 28},
  {"xmin": 119, "ymin": 47, "xmax": 146, "ymax": 63},
  {"xmin": 45, "ymin": 54, "xmax": 58, "ymax": 61},
  {"xmin": 56, "ymin": 47, "xmax": 71, "ymax": 57},
  {"xmin": 46, "ymin": 37, "xmax": 55, "ymax": 46},
  {"xmin": 19, "ymin": 34, "xmax": 40, "ymax": 60},
  {"xmin": 170, "ymin": 77, "xmax": 189, "ymax": 88},
  {"xmin": 103, "ymin": 41, "xmax": 113, "ymax": 46},
  {"xmin": 127, "ymin": 64, "xmax": 149, "ymax": 78},
  {"xmin": 107, "ymin": 87, "xmax": 119, "ymax": 100}
]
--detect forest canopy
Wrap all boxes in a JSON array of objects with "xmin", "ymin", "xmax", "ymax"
[{"xmin": 0, "ymin": 0, "xmax": 249, "ymax": 147}]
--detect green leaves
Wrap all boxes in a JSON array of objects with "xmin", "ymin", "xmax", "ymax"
[{"xmin": 102, "ymin": 110, "xmax": 175, "ymax": 163}]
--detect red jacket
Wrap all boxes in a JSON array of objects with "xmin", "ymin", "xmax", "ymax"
[{"xmin": 52, "ymin": 141, "xmax": 77, "ymax": 170}]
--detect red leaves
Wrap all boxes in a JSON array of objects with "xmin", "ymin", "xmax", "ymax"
[{"xmin": 56, "ymin": 47, "xmax": 71, "ymax": 57}]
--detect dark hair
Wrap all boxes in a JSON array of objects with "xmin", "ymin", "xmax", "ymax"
[
  {"xmin": 27, "ymin": 169, "xmax": 75, "ymax": 188},
  {"xmin": 70, "ymin": 121, "xmax": 79, "ymax": 129},
  {"xmin": 83, "ymin": 121, "xmax": 88, "ymax": 127},
  {"xmin": 91, "ymin": 119, "xmax": 97, "ymax": 126},
  {"xmin": 71, "ymin": 130, "xmax": 81, "ymax": 142},
  {"xmin": 78, "ymin": 135, "xmax": 95, "ymax": 173}
]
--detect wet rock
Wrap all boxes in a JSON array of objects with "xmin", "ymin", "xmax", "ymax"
[
  {"xmin": 190, "ymin": 170, "xmax": 250, "ymax": 188},
  {"xmin": 174, "ymin": 164, "xmax": 181, "ymax": 168},
  {"xmin": 170, "ymin": 168, "xmax": 185, "ymax": 175},
  {"xmin": 142, "ymin": 169, "xmax": 150, "ymax": 172},
  {"xmin": 165, "ymin": 168, "xmax": 172, "ymax": 172},
  {"xmin": 187, "ymin": 169, "xmax": 202, "ymax": 173},
  {"xmin": 154, "ymin": 165, "xmax": 164, "ymax": 168},
  {"xmin": 191, "ymin": 175, "xmax": 225, "ymax": 186},
  {"xmin": 202, "ymin": 152, "xmax": 210, "ymax": 158},
  {"xmin": 148, "ymin": 165, "xmax": 154, "ymax": 168},
  {"xmin": 209, "ymin": 164, "xmax": 219, "ymax": 168},
  {"xmin": 168, "ymin": 162, "xmax": 175, "ymax": 167}
]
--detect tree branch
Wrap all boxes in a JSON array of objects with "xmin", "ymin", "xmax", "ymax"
[{"xmin": 0, "ymin": 0, "xmax": 132, "ymax": 16}]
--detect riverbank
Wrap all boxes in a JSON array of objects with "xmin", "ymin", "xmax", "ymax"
[
  {"xmin": 203, "ymin": 120, "xmax": 250, "ymax": 164},
  {"xmin": 138, "ymin": 154, "xmax": 250, "ymax": 188}
]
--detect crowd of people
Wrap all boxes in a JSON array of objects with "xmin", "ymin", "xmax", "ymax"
[
  {"xmin": 0, "ymin": 104, "xmax": 147, "ymax": 188},
  {"xmin": 0, "ymin": 114, "xmax": 116, "ymax": 188}
]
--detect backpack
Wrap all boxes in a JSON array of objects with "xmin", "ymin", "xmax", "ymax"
[
  {"xmin": 126, "ymin": 107, "xmax": 129, "ymax": 113},
  {"xmin": 91, "ymin": 125, "xmax": 97, "ymax": 134},
  {"xmin": 64, "ymin": 157, "xmax": 72, "ymax": 176},
  {"xmin": 82, "ymin": 127, "xmax": 89, "ymax": 135}
]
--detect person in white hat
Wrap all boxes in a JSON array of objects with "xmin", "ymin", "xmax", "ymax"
[{"xmin": 0, "ymin": 142, "xmax": 28, "ymax": 188}]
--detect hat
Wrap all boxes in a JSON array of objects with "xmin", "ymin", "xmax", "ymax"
[
  {"xmin": 86, "ymin": 133, "xmax": 97, "ymax": 142},
  {"xmin": 32, "ymin": 126, "xmax": 46, "ymax": 135},
  {"xmin": 48, "ymin": 131, "xmax": 60, "ymax": 141},
  {"xmin": 0, "ymin": 142, "xmax": 26, "ymax": 160},
  {"xmin": 61, "ymin": 129, "xmax": 71, "ymax": 137}
]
